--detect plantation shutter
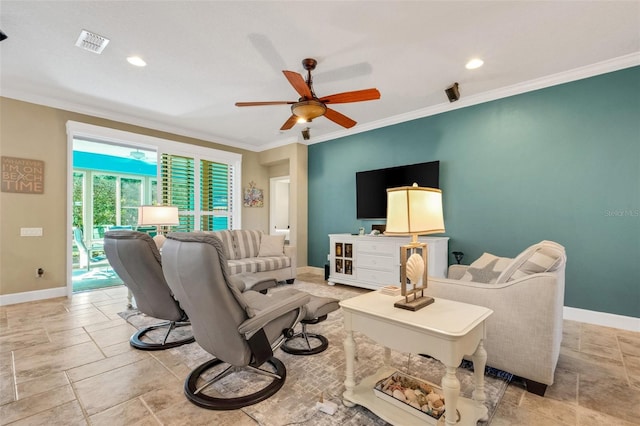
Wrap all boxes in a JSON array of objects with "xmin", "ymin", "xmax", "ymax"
[
  {"xmin": 161, "ymin": 153, "xmax": 195, "ymax": 231},
  {"xmin": 160, "ymin": 153, "xmax": 235, "ymax": 231},
  {"xmin": 201, "ymin": 160, "xmax": 233, "ymax": 231}
]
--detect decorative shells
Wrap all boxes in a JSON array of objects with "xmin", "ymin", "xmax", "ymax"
[
  {"xmin": 406, "ymin": 253, "xmax": 425, "ymax": 284},
  {"xmin": 426, "ymin": 392, "xmax": 442, "ymax": 403},
  {"xmin": 404, "ymin": 389, "xmax": 418, "ymax": 402},
  {"xmin": 392, "ymin": 389, "xmax": 406, "ymax": 402},
  {"xmin": 429, "ymin": 398, "xmax": 445, "ymax": 414},
  {"xmin": 375, "ymin": 372, "xmax": 445, "ymax": 419}
]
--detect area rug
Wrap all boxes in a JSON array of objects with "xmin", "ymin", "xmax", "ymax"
[{"xmin": 119, "ymin": 280, "xmax": 511, "ymax": 425}]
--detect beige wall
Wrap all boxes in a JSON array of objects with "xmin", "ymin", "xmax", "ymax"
[
  {"xmin": 0, "ymin": 97, "xmax": 308, "ymax": 298},
  {"xmin": 258, "ymin": 143, "xmax": 308, "ymax": 266}
]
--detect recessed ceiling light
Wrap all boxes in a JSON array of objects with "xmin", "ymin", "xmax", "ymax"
[
  {"xmin": 127, "ymin": 56, "xmax": 146, "ymax": 67},
  {"xmin": 465, "ymin": 58, "xmax": 484, "ymax": 70}
]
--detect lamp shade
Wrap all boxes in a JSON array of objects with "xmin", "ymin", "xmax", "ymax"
[
  {"xmin": 385, "ymin": 184, "xmax": 445, "ymax": 236},
  {"xmin": 138, "ymin": 205, "xmax": 179, "ymax": 226}
]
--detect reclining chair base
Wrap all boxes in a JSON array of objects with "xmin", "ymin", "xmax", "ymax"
[
  {"xmin": 184, "ymin": 357, "xmax": 286, "ymax": 410},
  {"xmin": 281, "ymin": 316, "xmax": 329, "ymax": 355},
  {"xmin": 130, "ymin": 321, "xmax": 195, "ymax": 351},
  {"xmin": 282, "ymin": 295, "xmax": 340, "ymax": 356}
]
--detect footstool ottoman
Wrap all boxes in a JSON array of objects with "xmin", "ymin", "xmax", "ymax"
[{"xmin": 282, "ymin": 294, "xmax": 340, "ymax": 355}]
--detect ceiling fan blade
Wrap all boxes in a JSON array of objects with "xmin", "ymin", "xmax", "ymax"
[
  {"xmin": 324, "ymin": 108, "xmax": 357, "ymax": 129},
  {"xmin": 280, "ymin": 115, "xmax": 299, "ymax": 131},
  {"xmin": 283, "ymin": 71, "xmax": 312, "ymax": 99},
  {"xmin": 319, "ymin": 88, "xmax": 381, "ymax": 104},
  {"xmin": 235, "ymin": 101, "xmax": 294, "ymax": 107}
]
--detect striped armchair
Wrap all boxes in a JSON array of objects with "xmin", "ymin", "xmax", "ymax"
[{"xmin": 202, "ymin": 229, "xmax": 296, "ymax": 284}]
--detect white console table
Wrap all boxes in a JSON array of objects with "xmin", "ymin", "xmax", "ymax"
[
  {"xmin": 340, "ymin": 291, "xmax": 492, "ymax": 425},
  {"xmin": 328, "ymin": 234, "xmax": 449, "ymax": 290}
]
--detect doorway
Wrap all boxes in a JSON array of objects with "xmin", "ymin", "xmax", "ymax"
[
  {"xmin": 269, "ymin": 176, "xmax": 290, "ymax": 242},
  {"xmin": 71, "ymin": 138, "xmax": 157, "ymax": 292}
]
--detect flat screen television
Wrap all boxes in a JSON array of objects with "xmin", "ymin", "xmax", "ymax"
[{"xmin": 356, "ymin": 161, "xmax": 440, "ymax": 219}]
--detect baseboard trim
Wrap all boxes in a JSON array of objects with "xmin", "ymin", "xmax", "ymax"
[
  {"xmin": 563, "ymin": 306, "xmax": 639, "ymax": 332},
  {"xmin": 0, "ymin": 286, "xmax": 68, "ymax": 306}
]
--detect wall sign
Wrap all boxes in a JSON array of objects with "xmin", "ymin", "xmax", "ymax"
[{"xmin": 1, "ymin": 156, "xmax": 45, "ymax": 194}]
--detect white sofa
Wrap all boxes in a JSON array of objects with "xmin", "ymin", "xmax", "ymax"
[
  {"xmin": 203, "ymin": 229, "xmax": 296, "ymax": 283},
  {"xmin": 425, "ymin": 241, "xmax": 566, "ymax": 396}
]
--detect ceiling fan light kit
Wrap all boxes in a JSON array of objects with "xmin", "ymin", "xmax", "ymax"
[
  {"xmin": 235, "ymin": 58, "xmax": 380, "ymax": 131},
  {"xmin": 130, "ymin": 150, "xmax": 146, "ymax": 160},
  {"xmin": 291, "ymin": 100, "xmax": 327, "ymax": 121}
]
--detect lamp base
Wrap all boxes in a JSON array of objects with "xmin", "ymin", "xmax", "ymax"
[{"xmin": 394, "ymin": 296, "xmax": 435, "ymax": 311}]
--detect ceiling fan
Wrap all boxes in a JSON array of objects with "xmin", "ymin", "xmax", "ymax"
[{"xmin": 235, "ymin": 58, "xmax": 380, "ymax": 131}]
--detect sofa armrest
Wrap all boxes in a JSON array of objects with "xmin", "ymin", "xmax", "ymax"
[
  {"xmin": 426, "ymin": 270, "xmax": 565, "ymax": 385},
  {"xmin": 284, "ymin": 244, "xmax": 297, "ymax": 273},
  {"xmin": 447, "ymin": 264, "xmax": 468, "ymax": 280}
]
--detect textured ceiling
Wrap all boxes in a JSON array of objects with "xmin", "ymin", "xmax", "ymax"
[{"xmin": 1, "ymin": 1, "xmax": 639, "ymax": 151}]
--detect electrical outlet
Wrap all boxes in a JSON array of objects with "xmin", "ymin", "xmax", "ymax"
[{"xmin": 21, "ymin": 227, "xmax": 43, "ymax": 237}]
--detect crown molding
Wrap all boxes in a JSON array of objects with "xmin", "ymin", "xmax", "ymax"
[
  {"xmin": 307, "ymin": 53, "xmax": 640, "ymax": 146},
  {"xmin": 3, "ymin": 53, "xmax": 638, "ymax": 151},
  {"xmin": 1, "ymin": 89, "xmax": 261, "ymax": 152}
]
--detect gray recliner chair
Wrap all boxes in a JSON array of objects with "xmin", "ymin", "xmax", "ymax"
[
  {"xmin": 161, "ymin": 232, "xmax": 310, "ymax": 410},
  {"xmin": 104, "ymin": 230, "xmax": 195, "ymax": 350}
]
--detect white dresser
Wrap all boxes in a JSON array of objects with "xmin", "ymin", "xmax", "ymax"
[{"xmin": 328, "ymin": 234, "xmax": 449, "ymax": 290}]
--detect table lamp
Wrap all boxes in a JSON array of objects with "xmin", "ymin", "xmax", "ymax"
[
  {"xmin": 138, "ymin": 205, "xmax": 179, "ymax": 248},
  {"xmin": 385, "ymin": 184, "xmax": 445, "ymax": 311}
]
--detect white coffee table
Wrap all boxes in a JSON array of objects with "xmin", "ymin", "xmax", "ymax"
[{"xmin": 340, "ymin": 291, "xmax": 493, "ymax": 426}]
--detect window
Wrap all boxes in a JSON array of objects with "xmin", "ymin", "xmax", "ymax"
[
  {"xmin": 67, "ymin": 121, "xmax": 242, "ymax": 295},
  {"xmin": 161, "ymin": 154, "xmax": 236, "ymax": 231}
]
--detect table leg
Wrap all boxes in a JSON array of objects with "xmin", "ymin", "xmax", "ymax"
[
  {"xmin": 442, "ymin": 365, "xmax": 460, "ymax": 426},
  {"xmin": 342, "ymin": 329, "xmax": 356, "ymax": 407},
  {"xmin": 472, "ymin": 339, "xmax": 489, "ymax": 421}
]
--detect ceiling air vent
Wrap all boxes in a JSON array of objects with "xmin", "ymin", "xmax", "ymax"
[{"xmin": 75, "ymin": 29, "xmax": 109, "ymax": 54}]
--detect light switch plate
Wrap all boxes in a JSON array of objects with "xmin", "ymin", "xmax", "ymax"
[{"xmin": 20, "ymin": 227, "xmax": 43, "ymax": 237}]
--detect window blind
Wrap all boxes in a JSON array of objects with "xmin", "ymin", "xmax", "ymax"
[{"xmin": 161, "ymin": 153, "xmax": 235, "ymax": 232}]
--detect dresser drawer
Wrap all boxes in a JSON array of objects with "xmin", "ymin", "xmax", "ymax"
[
  {"xmin": 358, "ymin": 254, "xmax": 396, "ymax": 270},
  {"xmin": 356, "ymin": 268, "xmax": 398, "ymax": 285},
  {"xmin": 357, "ymin": 241, "xmax": 396, "ymax": 256}
]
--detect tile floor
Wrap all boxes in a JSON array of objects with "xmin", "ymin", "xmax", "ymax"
[{"xmin": 1, "ymin": 273, "xmax": 638, "ymax": 425}]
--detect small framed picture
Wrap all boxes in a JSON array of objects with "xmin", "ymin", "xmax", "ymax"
[
  {"xmin": 345, "ymin": 260, "xmax": 353, "ymax": 275},
  {"xmin": 345, "ymin": 243, "xmax": 352, "ymax": 258},
  {"xmin": 335, "ymin": 243, "xmax": 343, "ymax": 257},
  {"xmin": 335, "ymin": 258, "xmax": 343, "ymax": 273}
]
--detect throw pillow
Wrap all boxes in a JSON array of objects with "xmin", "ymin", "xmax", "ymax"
[
  {"xmin": 459, "ymin": 252, "xmax": 512, "ymax": 284},
  {"xmin": 496, "ymin": 241, "xmax": 565, "ymax": 283},
  {"xmin": 258, "ymin": 234, "xmax": 286, "ymax": 257}
]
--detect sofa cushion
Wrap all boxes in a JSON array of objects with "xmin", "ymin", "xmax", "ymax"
[
  {"xmin": 460, "ymin": 252, "xmax": 512, "ymax": 284},
  {"xmin": 232, "ymin": 229, "xmax": 262, "ymax": 259},
  {"xmin": 255, "ymin": 256, "xmax": 291, "ymax": 272},
  {"xmin": 496, "ymin": 240, "xmax": 565, "ymax": 283},
  {"xmin": 228, "ymin": 258, "xmax": 260, "ymax": 275},
  {"xmin": 258, "ymin": 234, "xmax": 286, "ymax": 257}
]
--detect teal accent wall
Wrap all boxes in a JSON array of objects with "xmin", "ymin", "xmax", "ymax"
[{"xmin": 308, "ymin": 66, "xmax": 639, "ymax": 318}]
